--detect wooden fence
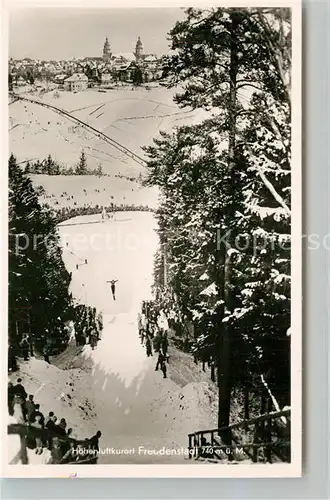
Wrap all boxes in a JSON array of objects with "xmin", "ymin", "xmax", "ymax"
[{"xmin": 188, "ymin": 408, "xmax": 291, "ymax": 463}]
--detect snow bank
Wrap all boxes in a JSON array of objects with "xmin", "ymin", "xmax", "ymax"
[{"xmin": 9, "ymin": 357, "xmax": 97, "ymax": 443}]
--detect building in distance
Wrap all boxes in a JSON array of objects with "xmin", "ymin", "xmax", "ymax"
[{"xmin": 63, "ymin": 73, "xmax": 88, "ymax": 92}]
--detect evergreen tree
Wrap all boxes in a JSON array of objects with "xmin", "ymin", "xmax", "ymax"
[
  {"xmin": 144, "ymin": 7, "xmax": 292, "ymax": 430},
  {"xmin": 8, "ymin": 154, "xmax": 73, "ymax": 356},
  {"xmin": 76, "ymin": 150, "xmax": 88, "ymax": 175},
  {"xmin": 95, "ymin": 163, "xmax": 103, "ymax": 177},
  {"xmin": 132, "ymin": 66, "xmax": 143, "ymax": 86}
]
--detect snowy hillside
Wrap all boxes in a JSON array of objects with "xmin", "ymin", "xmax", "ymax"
[
  {"xmin": 8, "ymin": 357, "xmax": 97, "ymax": 465},
  {"xmin": 9, "ymin": 87, "xmax": 206, "ymax": 177},
  {"xmin": 30, "ymin": 174, "xmax": 159, "ymax": 211},
  {"xmin": 56, "ymin": 211, "xmax": 217, "ymax": 464}
]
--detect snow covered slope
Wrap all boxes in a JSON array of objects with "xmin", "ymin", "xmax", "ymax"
[
  {"xmin": 55, "ymin": 211, "xmax": 217, "ymax": 464},
  {"xmin": 30, "ymin": 174, "xmax": 158, "ymax": 211},
  {"xmin": 8, "ymin": 357, "xmax": 97, "ymax": 465},
  {"xmin": 9, "ymin": 87, "xmax": 205, "ymax": 177}
]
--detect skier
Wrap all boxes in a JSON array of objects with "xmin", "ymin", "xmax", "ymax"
[{"xmin": 106, "ymin": 279, "xmax": 118, "ymax": 301}]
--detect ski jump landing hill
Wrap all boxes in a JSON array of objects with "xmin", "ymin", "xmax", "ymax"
[{"xmin": 9, "ymin": 86, "xmax": 206, "ymax": 178}]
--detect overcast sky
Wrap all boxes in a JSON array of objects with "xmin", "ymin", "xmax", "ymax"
[{"xmin": 9, "ymin": 8, "xmax": 185, "ymax": 60}]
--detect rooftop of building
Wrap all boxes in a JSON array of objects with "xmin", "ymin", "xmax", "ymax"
[{"xmin": 64, "ymin": 73, "xmax": 88, "ymax": 82}]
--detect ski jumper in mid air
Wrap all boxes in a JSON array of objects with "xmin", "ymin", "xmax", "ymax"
[{"xmin": 107, "ymin": 280, "xmax": 118, "ymax": 301}]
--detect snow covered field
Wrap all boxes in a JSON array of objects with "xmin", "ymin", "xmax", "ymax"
[
  {"xmin": 9, "ymin": 87, "xmax": 205, "ymax": 177},
  {"xmin": 30, "ymin": 174, "xmax": 158, "ymax": 211}
]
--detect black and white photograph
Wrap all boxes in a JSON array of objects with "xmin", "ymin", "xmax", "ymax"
[{"xmin": 4, "ymin": 1, "xmax": 301, "ymax": 477}]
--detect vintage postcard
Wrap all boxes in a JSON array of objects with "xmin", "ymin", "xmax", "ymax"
[{"xmin": 2, "ymin": 0, "xmax": 301, "ymax": 478}]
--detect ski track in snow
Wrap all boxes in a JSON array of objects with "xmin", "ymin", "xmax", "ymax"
[{"xmin": 55, "ymin": 211, "xmax": 216, "ymax": 464}]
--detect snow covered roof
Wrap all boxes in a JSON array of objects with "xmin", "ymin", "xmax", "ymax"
[
  {"xmin": 143, "ymin": 54, "xmax": 158, "ymax": 62},
  {"xmin": 112, "ymin": 52, "xmax": 135, "ymax": 62},
  {"xmin": 64, "ymin": 73, "xmax": 88, "ymax": 82}
]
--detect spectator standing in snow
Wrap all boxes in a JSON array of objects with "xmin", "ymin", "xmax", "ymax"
[
  {"xmin": 55, "ymin": 418, "xmax": 67, "ymax": 436},
  {"xmin": 14, "ymin": 378, "xmax": 27, "ymax": 401},
  {"xmin": 30, "ymin": 404, "xmax": 44, "ymax": 427},
  {"xmin": 153, "ymin": 331, "xmax": 163, "ymax": 353},
  {"xmin": 161, "ymin": 358, "xmax": 167, "ymax": 379},
  {"xmin": 8, "ymin": 345, "xmax": 18, "ymax": 372},
  {"xmin": 50, "ymin": 437, "xmax": 63, "ymax": 464},
  {"xmin": 12, "ymin": 395, "xmax": 25, "ymax": 424},
  {"xmin": 44, "ymin": 411, "xmax": 54, "ymax": 428},
  {"xmin": 88, "ymin": 430, "xmax": 101, "ymax": 463},
  {"xmin": 7, "ymin": 382, "xmax": 15, "ymax": 416},
  {"xmin": 146, "ymin": 336, "xmax": 152, "ymax": 357},
  {"xmin": 46, "ymin": 413, "xmax": 56, "ymax": 449},
  {"xmin": 155, "ymin": 352, "xmax": 166, "ymax": 372},
  {"xmin": 161, "ymin": 332, "xmax": 169, "ymax": 357},
  {"xmin": 31, "ymin": 415, "xmax": 44, "ymax": 454},
  {"xmin": 43, "ymin": 345, "xmax": 50, "ymax": 364},
  {"xmin": 20, "ymin": 336, "xmax": 29, "ymax": 361},
  {"xmin": 25, "ymin": 394, "xmax": 36, "ymax": 423},
  {"xmin": 89, "ymin": 430, "xmax": 101, "ymax": 452}
]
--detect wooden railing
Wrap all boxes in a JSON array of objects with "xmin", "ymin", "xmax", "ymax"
[
  {"xmin": 8, "ymin": 423, "xmax": 97, "ymax": 465},
  {"xmin": 188, "ymin": 408, "xmax": 291, "ymax": 463}
]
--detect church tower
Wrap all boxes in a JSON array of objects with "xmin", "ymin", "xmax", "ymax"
[
  {"xmin": 135, "ymin": 36, "xmax": 143, "ymax": 62},
  {"xmin": 103, "ymin": 37, "xmax": 111, "ymax": 62}
]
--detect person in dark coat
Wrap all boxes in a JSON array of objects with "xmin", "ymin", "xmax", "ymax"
[
  {"xmin": 161, "ymin": 332, "xmax": 169, "ymax": 357},
  {"xmin": 46, "ymin": 414, "xmax": 57, "ymax": 450},
  {"xmin": 8, "ymin": 382, "xmax": 15, "ymax": 416},
  {"xmin": 155, "ymin": 352, "xmax": 166, "ymax": 371},
  {"xmin": 25, "ymin": 394, "xmax": 36, "ymax": 423},
  {"xmin": 44, "ymin": 411, "xmax": 54, "ymax": 428},
  {"xmin": 49, "ymin": 437, "xmax": 63, "ymax": 464},
  {"xmin": 8, "ymin": 345, "xmax": 18, "ymax": 372},
  {"xmin": 31, "ymin": 415, "xmax": 44, "ymax": 454},
  {"xmin": 30, "ymin": 404, "xmax": 44, "ymax": 427},
  {"xmin": 146, "ymin": 336, "xmax": 152, "ymax": 357},
  {"xmin": 14, "ymin": 378, "xmax": 27, "ymax": 400},
  {"xmin": 43, "ymin": 345, "xmax": 50, "ymax": 364},
  {"xmin": 55, "ymin": 418, "xmax": 67, "ymax": 436},
  {"xmin": 88, "ymin": 430, "xmax": 101, "ymax": 463},
  {"xmin": 20, "ymin": 337, "xmax": 30, "ymax": 361},
  {"xmin": 161, "ymin": 358, "xmax": 167, "ymax": 379}
]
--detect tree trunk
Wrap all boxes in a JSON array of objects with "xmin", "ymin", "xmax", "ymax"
[
  {"xmin": 217, "ymin": 13, "xmax": 239, "ymax": 454},
  {"xmin": 244, "ymin": 387, "xmax": 250, "ymax": 420}
]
